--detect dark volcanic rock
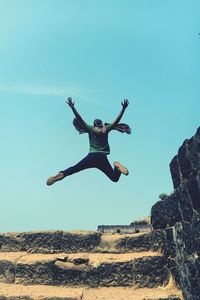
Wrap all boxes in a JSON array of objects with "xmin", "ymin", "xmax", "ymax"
[
  {"xmin": 15, "ymin": 259, "xmax": 99, "ymax": 287},
  {"xmin": 170, "ymin": 155, "xmax": 182, "ymax": 189},
  {"xmin": 61, "ymin": 231, "xmax": 101, "ymax": 253},
  {"xmin": 0, "ymin": 231, "xmax": 63, "ymax": 254},
  {"xmin": 98, "ymin": 261, "xmax": 133, "ymax": 287},
  {"xmin": 0, "ymin": 261, "xmax": 15, "ymax": 283},
  {"xmin": 0, "ymin": 233, "xmax": 23, "ymax": 252},
  {"xmin": 166, "ymin": 221, "xmax": 200, "ymax": 300},
  {"xmin": 151, "ymin": 128, "xmax": 200, "ymax": 231},
  {"xmin": 151, "ymin": 194, "xmax": 182, "ymax": 230},
  {"xmin": 53, "ymin": 261, "xmax": 98, "ymax": 287},
  {"xmin": 175, "ymin": 186, "xmax": 193, "ymax": 222},
  {"xmin": 151, "ymin": 201, "xmax": 168, "ymax": 230},
  {"xmin": 133, "ymin": 256, "xmax": 170, "ymax": 288},
  {"xmin": 177, "ymin": 139, "xmax": 193, "ymax": 182},
  {"xmin": 21, "ymin": 231, "xmax": 63, "ymax": 253},
  {"xmin": 15, "ymin": 261, "xmax": 55, "ymax": 285},
  {"xmin": 151, "ymin": 127, "xmax": 200, "ymax": 300},
  {"xmin": 170, "ymin": 127, "xmax": 200, "ymax": 189},
  {"xmin": 0, "ymin": 231, "xmax": 102, "ymax": 254},
  {"xmin": 124, "ymin": 230, "xmax": 165, "ymax": 252},
  {"xmin": 186, "ymin": 174, "xmax": 200, "ymax": 212}
]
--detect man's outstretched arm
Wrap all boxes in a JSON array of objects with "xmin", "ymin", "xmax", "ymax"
[
  {"xmin": 111, "ymin": 99, "xmax": 129, "ymax": 127},
  {"xmin": 66, "ymin": 97, "xmax": 87, "ymax": 127}
]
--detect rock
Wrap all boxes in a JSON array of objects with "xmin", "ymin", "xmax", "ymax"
[
  {"xmin": 170, "ymin": 127, "xmax": 200, "ymax": 188},
  {"xmin": 15, "ymin": 260, "xmax": 55, "ymax": 285},
  {"xmin": 98, "ymin": 261, "xmax": 133, "ymax": 287},
  {"xmin": 151, "ymin": 201, "xmax": 168, "ymax": 229},
  {"xmin": 0, "ymin": 231, "xmax": 102, "ymax": 254},
  {"xmin": 53, "ymin": 261, "xmax": 98, "ymax": 287},
  {"xmin": 124, "ymin": 230, "xmax": 165, "ymax": 252},
  {"xmin": 175, "ymin": 185, "xmax": 193, "ymax": 222},
  {"xmin": 151, "ymin": 127, "xmax": 200, "ymax": 300},
  {"xmin": 133, "ymin": 256, "xmax": 170, "ymax": 288},
  {"xmin": 73, "ymin": 258, "xmax": 89, "ymax": 265},
  {"xmin": 21, "ymin": 231, "xmax": 63, "ymax": 253},
  {"xmin": 0, "ymin": 233, "xmax": 23, "ymax": 252},
  {"xmin": 186, "ymin": 174, "xmax": 200, "ymax": 212},
  {"xmin": 177, "ymin": 139, "xmax": 193, "ymax": 182},
  {"xmin": 0, "ymin": 261, "xmax": 15, "ymax": 284},
  {"xmin": 61, "ymin": 231, "xmax": 101, "ymax": 253},
  {"xmin": 151, "ymin": 194, "xmax": 182, "ymax": 230},
  {"xmin": 0, "ymin": 252, "xmax": 171, "ymax": 289},
  {"xmin": 169, "ymin": 155, "xmax": 182, "ymax": 189}
]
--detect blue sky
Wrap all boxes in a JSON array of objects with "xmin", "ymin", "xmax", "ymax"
[{"xmin": 0, "ymin": 0, "xmax": 199, "ymax": 232}]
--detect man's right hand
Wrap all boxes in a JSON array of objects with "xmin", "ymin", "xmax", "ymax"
[
  {"xmin": 66, "ymin": 97, "xmax": 75, "ymax": 108},
  {"xmin": 121, "ymin": 99, "xmax": 129, "ymax": 109}
]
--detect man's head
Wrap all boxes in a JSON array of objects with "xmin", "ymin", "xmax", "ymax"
[{"xmin": 93, "ymin": 119, "xmax": 103, "ymax": 128}]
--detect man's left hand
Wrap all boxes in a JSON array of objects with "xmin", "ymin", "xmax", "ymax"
[{"xmin": 66, "ymin": 97, "xmax": 75, "ymax": 108}]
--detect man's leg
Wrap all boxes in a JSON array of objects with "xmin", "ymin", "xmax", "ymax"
[
  {"xmin": 96, "ymin": 154, "xmax": 128, "ymax": 182},
  {"xmin": 61, "ymin": 154, "xmax": 96, "ymax": 177},
  {"xmin": 46, "ymin": 154, "xmax": 95, "ymax": 186}
]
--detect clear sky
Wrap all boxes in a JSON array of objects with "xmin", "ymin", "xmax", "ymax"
[{"xmin": 0, "ymin": 0, "xmax": 199, "ymax": 232}]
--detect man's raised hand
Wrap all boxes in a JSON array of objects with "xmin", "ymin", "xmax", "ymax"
[
  {"xmin": 121, "ymin": 99, "xmax": 129, "ymax": 109},
  {"xmin": 66, "ymin": 97, "xmax": 75, "ymax": 108}
]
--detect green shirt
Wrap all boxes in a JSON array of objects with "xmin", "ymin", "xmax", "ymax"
[{"xmin": 85, "ymin": 124, "xmax": 114, "ymax": 155}]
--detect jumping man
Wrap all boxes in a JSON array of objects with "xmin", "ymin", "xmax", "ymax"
[{"xmin": 46, "ymin": 98, "xmax": 131, "ymax": 186}]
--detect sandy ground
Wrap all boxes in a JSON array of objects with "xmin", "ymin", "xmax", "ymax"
[
  {"xmin": 0, "ymin": 282, "xmax": 183, "ymax": 299},
  {"xmin": 0, "ymin": 282, "xmax": 83, "ymax": 298},
  {"xmin": 84, "ymin": 286, "xmax": 182, "ymax": 300}
]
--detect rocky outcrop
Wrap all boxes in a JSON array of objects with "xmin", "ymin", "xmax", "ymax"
[
  {"xmin": 0, "ymin": 231, "xmax": 182, "ymax": 300},
  {"xmin": 0, "ymin": 231, "xmax": 101, "ymax": 254},
  {"xmin": 0, "ymin": 252, "xmax": 168, "ymax": 288},
  {"xmin": 0, "ymin": 230, "xmax": 165, "ymax": 254},
  {"xmin": 151, "ymin": 127, "xmax": 200, "ymax": 300}
]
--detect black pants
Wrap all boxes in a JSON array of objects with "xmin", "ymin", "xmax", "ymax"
[{"xmin": 61, "ymin": 153, "xmax": 121, "ymax": 182}]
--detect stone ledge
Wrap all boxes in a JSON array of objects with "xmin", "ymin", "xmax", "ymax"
[
  {"xmin": 0, "ymin": 231, "xmax": 101, "ymax": 254},
  {"xmin": 0, "ymin": 252, "xmax": 168, "ymax": 288},
  {"xmin": 0, "ymin": 231, "xmax": 165, "ymax": 254},
  {"xmin": 0, "ymin": 283, "xmax": 182, "ymax": 300}
]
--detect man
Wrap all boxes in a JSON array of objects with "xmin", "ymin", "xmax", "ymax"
[{"xmin": 46, "ymin": 97, "xmax": 130, "ymax": 186}]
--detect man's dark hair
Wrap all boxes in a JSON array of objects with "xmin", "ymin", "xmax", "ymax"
[{"xmin": 93, "ymin": 119, "xmax": 103, "ymax": 128}]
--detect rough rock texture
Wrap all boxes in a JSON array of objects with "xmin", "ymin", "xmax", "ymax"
[
  {"xmin": 151, "ymin": 127, "xmax": 200, "ymax": 300},
  {"xmin": 92, "ymin": 230, "xmax": 165, "ymax": 253},
  {"xmin": 0, "ymin": 230, "xmax": 166, "ymax": 255},
  {"xmin": 98, "ymin": 261, "xmax": 133, "ymax": 287},
  {"xmin": 61, "ymin": 232, "xmax": 101, "ymax": 253},
  {"xmin": 0, "ymin": 234, "xmax": 182, "ymax": 300},
  {"xmin": 0, "ymin": 253, "xmax": 169, "ymax": 288},
  {"xmin": 133, "ymin": 256, "xmax": 170, "ymax": 288},
  {"xmin": 117, "ymin": 230, "xmax": 165, "ymax": 253},
  {"xmin": 0, "ymin": 231, "xmax": 101, "ymax": 254}
]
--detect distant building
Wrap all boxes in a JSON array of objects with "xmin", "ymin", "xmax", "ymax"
[{"xmin": 97, "ymin": 224, "xmax": 152, "ymax": 234}]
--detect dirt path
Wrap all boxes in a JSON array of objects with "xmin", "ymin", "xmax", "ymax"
[{"xmin": 0, "ymin": 282, "xmax": 182, "ymax": 300}]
